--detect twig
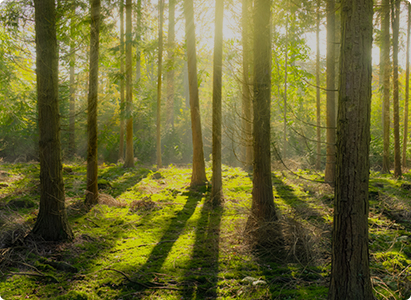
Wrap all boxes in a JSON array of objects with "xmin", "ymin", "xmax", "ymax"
[
  {"xmin": 11, "ymin": 272, "xmax": 59, "ymax": 283},
  {"xmin": 85, "ymin": 218, "xmax": 100, "ymax": 228}
]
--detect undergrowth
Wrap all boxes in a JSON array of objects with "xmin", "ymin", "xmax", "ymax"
[{"xmin": 0, "ymin": 163, "xmax": 410, "ymax": 299}]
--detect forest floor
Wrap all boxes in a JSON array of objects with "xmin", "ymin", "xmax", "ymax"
[{"xmin": 0, "ymin": 162, "xmax": 410, "ymax": 299}]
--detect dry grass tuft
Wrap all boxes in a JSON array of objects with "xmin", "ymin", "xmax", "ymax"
[
  {"xmin": 98, "ymin": 193, "xmax": 125, "ymax": 207},
  {"xmin": 129, "ymin": 196, "xmax": 158, "ymax": 212}
]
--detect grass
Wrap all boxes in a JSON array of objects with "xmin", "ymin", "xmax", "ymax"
[{"xmin": 0, "ymin": 162, "xmax": 410, "ymax": 299}]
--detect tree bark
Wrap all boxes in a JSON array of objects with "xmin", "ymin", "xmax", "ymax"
[
  {"xmin": 328, "ymin": 0, "xmax": 374, "ymax": 298},
  {"xmin": 392, "ymin": 0, "xmax": 401, "ymax": 177},
  {"xmin": 248, "ymin": 0, "xmax": 277, "ymax": 225},
  {"xmin": 324, "ymin": 0, "xmax": 336, "ymax": 184},
  {"xmin": 156, "ymin": 0, "xmax": 164, "ymax": 168},
  {"xmin": 119, "ymin": 0, "xmax": 125, "ymax": 161},
  {"xmin": 382, "ymin": 0, "xmax": 391, "ymax": 173},
  {"xmin": 211, "ymin": 0, "xmax": 224, "ymax": 205},
  {"xmin": 32, "ymin": 0, "xmax": 73, "ymax": 241},
  {"xmin": 283, "ymin": 16, "xmax": 288, "ymax": 161},
  {"xmin": 69, "ymin": 13, "xmax": 76, "ymax": 159},
  {"xmin": 403, "ymin": 3, "xmax": 410, "ymax": 168},
  {"xmin": 166, "ymin": 0, "xmax": 175, "ymax": 129},
  {"xmin": 124, "ymin": 0, "xmax": 134, "ymax": 168},
  {"xmin": 315, "ymin": 0, "xmax": 321, "ymax": 170},
  {"xmin": 136, "ymin": 0, "xmax": 142, "ymax": 85},
  {"xmin": 85, "ymin": 0, "xmax": 101, "ymax": 206},
  {"xmin": 183, "ymin": 0, "xmax": 207, "ymax": 188}
]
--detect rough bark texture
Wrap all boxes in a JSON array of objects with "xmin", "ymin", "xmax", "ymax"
[
  {"xmin": 403, "ymin": 3, "xmax": 410, "ymax": 168},
  {"xmin": 248, "ymin": 0, "xmax": 277, "ymax": 224},
  {"xmin": 325, "ymin": 0, "xmax": 336, "ymax": 184},
  {"xmin": 68, "ymin": 14, "xmax": 76, "ymax": 159},
  {"xmin": 211, "ymin": 0, "xmax": 224, "ymax": 205},
  {"xmin": 183, "ymin": 0, "xmax": 207, "ymax": 187},
  {"xmin": 124, "ymin": 0, "xmax": 134, "ymax": 168},
  {"xmin": 119, "ymin": 0, "xmax": 125, "ymax": 161},
  {"xmin": 242, "ymin": 0, "xmax": 253, "ymax": 171},
  {"xmin": 32, "ymin": 0, "xmax": 73, "ymax": 241},
  {"xmin": 392, "ymin": 0, "xmax": 401, "ymax": 177},
  {"xmin": 382, "ymin": 0, "xmax": 391, "ymax": 173},
  {"xmin": 85, "ymin": 0, "xmax": 101, "ymax": 206},
  {"xmin": 315, "ymin": 0, "xmax": 321, "ymax": 171},
  {"xmin": 328, "ymin": 0, "xmax": 374, "ymax": 298},
  {"xmin": 166, "ymin": 0, "xmax": 175, "ymax": 128},
  {"xmin": 156, "ymin": 0, "xmax": 164, "ymax": 168}
]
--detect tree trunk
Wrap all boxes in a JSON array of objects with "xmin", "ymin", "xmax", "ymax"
[
  {"xmin": 69, "ymin": 14, "xmax": 76, "ymax": 159},
  {"xmin": 136, "ymin": 0, "xmax": 142, "ymax": 85},
  {"xmin": 382, "ymin": 0, "xmax": 391, "ymax": 173},
  {"xmin": 156, "ymin": 0, "xmax": 164, "ymax": 168},
  {"xmin": 324, "ymin": 0, "xmax": 336, "ymax": 184},
  {"xmin": 242, "ymin": 0, "xmax": 253, "ymax": 171},
  {"xmin": 119, "ymin": 0, "xmax": 125, "ymax": 161},
  {"xmin": 315, "ymin": 0, "xmax": 321, "ymax": 170},
  {"xmin": 392, "ymin": 0, "xmax": 401, "ymax": 177},
  {"xmin": 183, "ymin": 0, "xmax": 207, "ymax": 188},
  {"xmin": 211, "ymin": 0, "xmax": 224, "ymax": 205},
  {"xmin": 32, "ymin": 0, "xmax": 73, "ymax": 241},
  {"xmin": 124, "ymin": 0, "xmax": 134, "ymax": 168},
  {"xmin": 283, "ymin": 16, "xmax": 288, "ymax": 161},
  {"xmin": 85, "ymin": 0, "xmax": 101, "ymax": 206},
  {"xmin": 248, "ymin": 0, "xmax": 277, "ymax": 225},
  {"xmin": 403, "ymin": 3, "xmax": 410, "ymax": 168},
  {"xmin": 328, "ymin": 0, "xmax": 374, "ymax": 298},
  {"xmin": 166, "ymin": 0, "xmax": 175, "ymax": 129}
]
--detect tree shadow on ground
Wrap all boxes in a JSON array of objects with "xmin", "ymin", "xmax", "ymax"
[{"xmin": 180, "ymin": 200, "xmax": 223, "ymax": 299}]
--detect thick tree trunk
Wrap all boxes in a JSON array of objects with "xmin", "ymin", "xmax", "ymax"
[
  {"xmin": 392, "ymin": 0, "xmax": 401, "ymax": 177},
  {"xmin": 403, "ymin": 3, "xmax": 410, "ymax": 168},
  {"xmin": 324, "ymin": 0, "xmax": 336, "ymax": 184},
  {"xmin": 124, "ymin": 0, "xmax": 134, "ymax": 168},
  {"xmin": 32, "ymin": 0, "xmax": 73, "ymax": 241},
  {"xmin": 242, "ymin": 0, "xmax": 253, "ymax": 171},
  {"xmin": 315, "ymin": 0, "xmax": 321, "ymax": 170},
  {"xmin": 328, "ymin": 0, "xmax": 374, "ymax": 298},
  {"xmin": 382, "ymin": 0, "xmax": 391, "ymax": 173},
  {"xmin": 183, "ymin": 0, "xmax": 207, "ymax": 187},
  {"xmin": 119, "ymin": 0, "xmax": 125, "ymax": 161},
  {"xmin": 166, "ymin": 0, "xmax": 175, "ymax": 129},
  {"xmin": 156, "ymin": 0, "xmax": 164, "ymax": 168},
  {"xmin": 248, "ymin": 0, "xmax": 277, "ymax": 224},
  {"xmin": 85, "ymin": 0, "xmax": 101, "ymax": 206},
  {"xmin": 211, "ymin": 0, "xmax": 224, "ymax": 205}
]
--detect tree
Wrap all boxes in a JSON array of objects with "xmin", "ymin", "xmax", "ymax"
[
  {"xmin": 156, "ymin": 0, "xmax": 164, "ymax": 168},
  {"xmin": 183, "ymin": 0, "xmax": 207, "ymax": 187},
  {"xmin": 68, "ymin": 4, "xmax": 76, "ymax": 159},
  {"xmin": 242, "ymin": 0, "xmax": 253, "ymax": 170},
  {"xmin": 32, "ymin": 0, "xmax": 73, "ymax": 241},
  {"xmin": 119, "ymin": 0, "xmax": 125, "ymax": 161},
  {"xmin": 211, "ymin": 0, "xmax": 224, "ymax": 205},
  {"xmin": 324, "ymin": 0, "xmax": 336, "ymax": 184},
  {"xmin": 85, "ymin": 0, "xmax": 101, "ymax": 206},
  {"xmin": 328, "ymin": 0, "xmax": 374, "ymax": 298},
  {"xmin": 403, "ymin": 3, "xmax": 411, "ymax": 168},
  {"xmin": 166, "ymin": 0, "xmax": 175, "ymax": 129},
  {"xmin": 124, "ymin": 0, "xmax": 134, "ymax": 168},
  {"xmin": 248, "ymin": 0, "xmax": 277, "ymax": 225},
  {"xmin": 136, "ymin": 0, "xmax": 142, "ymax": 85},
  {"xmin": 392, "ymin": 0, "xmax": 401, "ymax": 177},
  {"xmin": 315, "ymin": 0, "xmax": 321, "ymax": 170},
  {"xmin": 381, "ymin": 0, "xmax": 391, "ymax": 173}
]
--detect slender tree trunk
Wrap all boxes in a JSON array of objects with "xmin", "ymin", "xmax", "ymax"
[
  {"xmin": 324, "ymin": 0, "xmax": 336, "ymax": 184},
  {"xmin": 315, "ymin": 0, "xmax": 321, "ymax": 170},
  {"xmin": 283, "ymin": 16, "xmax": 288, "ymax": 161},
  {"xmin": 248, "ymin": 0, "xmax": 277, "ymax": 226},
  {"xmin": 119, "ymin": 0, "xmax": 125, "ymax": 161},
  {"xmin": 166, "ymin": 0, "xmax": 175, "ymax": 129},
  {"xmin": 242, "ymin": 0, "xmax": 253, "ymax": 171},
  {"xmin": 136, "ymin": 0, "xmax": 142, "ymax": 85},
  {"xmin": 69, "ymin": 15, "xmax": 76, "ymax": 159},
  {"xmin": 392, "ymin": 0, "xmax": 401, "ymax": 177},
  {"xmin": 156, "ymin": 0, "xmax": 164, "ymax": 168},
  {"xmin": 85, "ymin": 0, "xmax": 101, "ymax": 206},
  {"xmin": 211, "ymin": 0, "xmax": 224, "ymax": 205},
  {"xmin": 403, "ymin": 3, "xmax": 410, "ymax": 168},
  {"xmin": 32, "ymin": 0, "xmax": 73, "ymax": 241},
  {"xmin": 382, "ymin": 0, "xmax": 391, "ymax": 173},
  {"xmin": 183, "ymin": 0, "xmax": 207, "ymax": 187},
  {"xmin": 124, "ymin": 0, "xmax": 134, "ymax": 168},
  {"xmin": 328, "ymin": 0, "xmax": 374, "ymax": 298}
]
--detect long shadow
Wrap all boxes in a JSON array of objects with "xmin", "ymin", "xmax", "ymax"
[{"xmin": 180, "ymin": 200, "xmax": 223, "ymax": 299}]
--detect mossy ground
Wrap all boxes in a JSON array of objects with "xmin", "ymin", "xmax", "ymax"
[{"xmin": 0, "ymin": 162, "xmax": 410, "ymax": 299}]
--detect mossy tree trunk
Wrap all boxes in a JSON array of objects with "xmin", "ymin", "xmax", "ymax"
[
  {"xmin": 32, "ymin": 0, "xmax": 73, "ymax": 241},
  {"xmin": 328, "ymin": 0, "xmax": 374, "ymax": 298},
  {"xmin": 119, "ymin": 0, "xmax": 125, "ymax": 161},
  {"xmin": 68, "ymin": 7, "xmax": 76, "ymax": 159}
]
